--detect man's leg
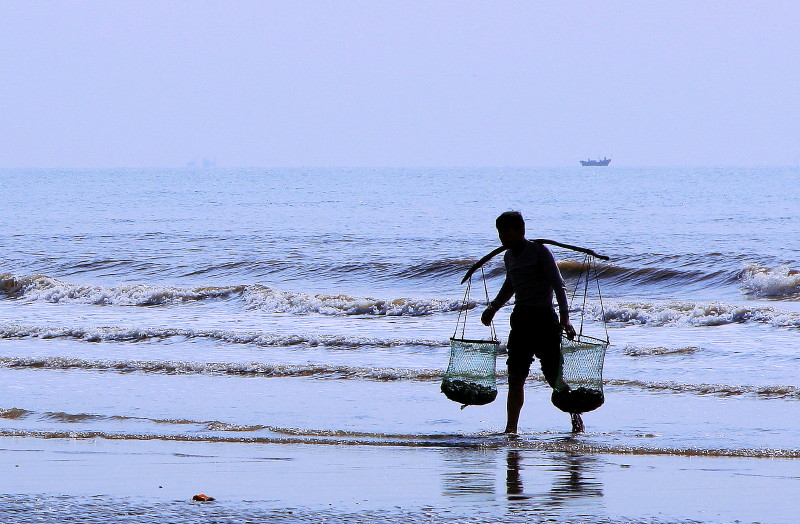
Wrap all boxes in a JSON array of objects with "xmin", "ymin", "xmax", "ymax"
[
  {"xmin": 571, "ymin": 413, "xmax": 584, "ymax": 433},
  {"xmin": 533, "ymin": 313, "xmax": 585, "ymax": 433},
  {"xmin": 505, "ymin": 374, "xmax": 526, "ymax": 434}
]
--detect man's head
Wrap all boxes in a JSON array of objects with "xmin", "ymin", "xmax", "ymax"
[{"xmin": 496, "ymin": 211, "xmax": 526, "ymax": 248}]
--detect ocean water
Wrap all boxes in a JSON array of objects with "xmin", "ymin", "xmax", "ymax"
[{"xmin": 1, "ymin": 166, "xmax": 799, "ymax": 521}]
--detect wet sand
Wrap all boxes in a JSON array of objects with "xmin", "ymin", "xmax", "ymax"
[{"xmin": 1, "ymin": 436, "xmax": 799, "ymax": 523}]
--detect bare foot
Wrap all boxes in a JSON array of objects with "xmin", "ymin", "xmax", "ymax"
[{"xmin": 571, "ymin": 413, "xmax": 584, "ymax": 433}]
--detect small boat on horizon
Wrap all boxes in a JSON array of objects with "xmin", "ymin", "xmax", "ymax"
[{"xmin": 580, "ymin": 157, "xmax": 611, "ymax": 166}]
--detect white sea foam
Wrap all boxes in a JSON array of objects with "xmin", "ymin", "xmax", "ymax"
[
  {"xmin": 740, "ymin": 265, "xmax": 800, "ymax": 298},
  {"xmin": 0, "ymin": 323, "xmax": 446, "ymax": 348},
  {"xmin": 0, "ymin": 273, "xmax": 470, "ymax": 316},
  {"xmin": 595, "ymin": 300, "xmax": 800, "ymax": 328},
  {"xmin": 0, "ymin": 356, "xmax": 443, "ymax": 381},
  {"xmin": 0, "ymin": 273, "xmax": 243, "ymax": 306},
  {"xmin": 622, "ymin": 345, "xmax": 700, "ymax": 357},
  {"xmin": 240, "ymin": 284, "xmax": 468, "ymax": 315}
]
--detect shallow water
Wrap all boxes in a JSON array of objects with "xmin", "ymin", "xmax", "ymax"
[
  {"xmin": 1, "ymin": 438, "xmax": 798, "ymax": 523},
  {"xmin": 1, "ymin": 166, "xmax": 799, "ymax": 521}
]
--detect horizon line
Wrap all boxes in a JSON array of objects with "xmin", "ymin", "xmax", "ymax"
[{"xmin": 0, "ymin": 163, "xmax": 795, "ymax": 170}]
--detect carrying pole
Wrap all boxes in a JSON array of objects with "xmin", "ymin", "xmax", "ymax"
[{"xmin": 460, "ymin": 239, "xmax": 609, "ymax": 285}]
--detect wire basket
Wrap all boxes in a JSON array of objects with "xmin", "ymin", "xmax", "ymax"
[
  {"xmin": 443, "ymin": 270, "xmax": 500, "ymax": 407},
  {"xmin": 551, "ymin": 334, "xmax": 608, "ymax": 414},
  {"xmin": 441, "ymin": 337, "xmax": 499, "ymax": 407}
]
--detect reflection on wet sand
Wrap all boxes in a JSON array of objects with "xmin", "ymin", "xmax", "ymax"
[
  {"xmin": 541, "ymin": 451, "xmax": 604, "ymax": 506},
  {"xmin": 440, "ymin": 445, "xmax": 604, "ymax": 511},
  {"xmin": 505, "ymin": 448, "xmax": 604, "ymax": 518},
  {"xmin": 505, "ymin": 449, "xmax": 528, "ymax": 500},
  {"xmin": 441, "ymin": 448, "xmax": 497, "ymax": 500},
  {"xmin": 506, "ymin": 449, "xmax": 603, "ymax": 506}
]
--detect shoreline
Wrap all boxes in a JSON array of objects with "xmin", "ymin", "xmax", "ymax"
[
  {"xmin": 2, "ymin": 436, "xmax": 799, "ymax": 523},
  {"xmin": 1, "ymin": 428, "xmax": 799, "ymax": 459}
]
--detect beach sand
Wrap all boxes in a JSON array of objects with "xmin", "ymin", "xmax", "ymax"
[{"xmin": 2, "ymin": 436, "xmax": 799, "ymax": 523}]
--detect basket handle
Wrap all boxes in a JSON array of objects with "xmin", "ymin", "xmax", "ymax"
[{"xmin": 453, "ymin": 267, "xmax": 497, "ymax": 341}]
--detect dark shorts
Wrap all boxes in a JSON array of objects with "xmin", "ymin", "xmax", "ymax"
[{"xmin": 506, "ymin": 306, "xmax": 562, "ymax": 386}]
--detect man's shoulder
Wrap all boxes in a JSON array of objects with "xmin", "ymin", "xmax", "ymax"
[
  {"xmin": 529, "ymin": 239, "xmax": 555, "ymax": 257},
  {"xmin": 526, "ymin": 239, "xmax": 546, "ymax": 254},
  {"xmin": 505, "ymin": 240, "xmax": 541, "ymax": 266}
]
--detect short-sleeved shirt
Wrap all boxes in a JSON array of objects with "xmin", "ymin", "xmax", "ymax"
[{"xmin": 490, "ymin": 240, "xmax": 568, "ymax": 316}]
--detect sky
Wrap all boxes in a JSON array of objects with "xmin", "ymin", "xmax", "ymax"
[{"xmin": 1, "ymin": 0, "xmax": 799, "ymax": 168}]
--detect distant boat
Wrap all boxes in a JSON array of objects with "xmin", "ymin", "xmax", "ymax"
[{"xmin": 580, "ymin": 157, "xmax": 611, "ymax": 166}]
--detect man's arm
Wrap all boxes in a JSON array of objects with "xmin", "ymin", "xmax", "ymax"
[
  {"xmin": 481, "ymin": 277, "xmax": 513, "ymax": 326},
  {"xmin": 541, "ymin": 246, "xmax": 576, "ymax": 338},
  {"xmin": 553, "ymin": 284, "xmax": 575, "ymax": 337}
]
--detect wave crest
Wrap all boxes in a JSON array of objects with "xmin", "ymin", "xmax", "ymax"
[
  {"xmin": 0, "ymin": 356, "xmax": 443, "ymax": 381},
  {"xmin": 741, "ymin": 265, "xmax": 800, "ymax": 298},
  {"xmin": 623, "ymin": 345, "xmax": 699, "ymax": 357},
  {"xmin": 599, "ymin": 300, "xmax": 800, "ymax": 328},
  {"xmin": 241, "ymin": 284, "xmax": 467, "ymax": 315},
  {"xmin": 0, "ymin": 273, "xmax": 471, "ymax": 316},
  {"xmin": 0, "ymin": 273, "xmax": 243, "ymax": 306},
  {"xmin": 608, "ymin": 378, "xmax": 800, "ymax": 400},
  {"xmin": 0, "ymin": 323, "xmax": 445, "ymax": 348}
]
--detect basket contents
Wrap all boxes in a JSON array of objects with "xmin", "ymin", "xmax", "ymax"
[
  {"xmin": 441, "ymin": 378, "xmax": 498, "ymax": 405},
  {"xmin": 441, "ymin": 338, "xmax": 499, "ymax": 407},
  {"xmin": 551, "ymin": 335, "xmax": 608, "ymax": 414}
]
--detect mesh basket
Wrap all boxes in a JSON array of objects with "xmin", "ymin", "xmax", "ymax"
[
  {"xmin": 551, "ymin": 334, "xmax": 608, "ymax": 414},
  {"xmin": 441, "ymin": 338, "xmax": 499, "ymax": 407}
]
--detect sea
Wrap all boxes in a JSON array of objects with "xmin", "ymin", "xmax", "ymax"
[{"xmin": 1, "ymin": 166, "xmax": 799, "ymax": 523}]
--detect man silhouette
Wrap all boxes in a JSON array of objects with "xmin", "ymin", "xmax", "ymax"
[{"xmin": 480, "ymin": 211, "xmax": 582, "ymax": 433}]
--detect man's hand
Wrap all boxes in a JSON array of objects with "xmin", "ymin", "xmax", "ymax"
[
  {"xmin": 561, "ymin": 320, "xmax": 576, "ymax": 340},
  {"xmin": 481, "ymin": 304, "xmax": 497, "ymax": 326}
]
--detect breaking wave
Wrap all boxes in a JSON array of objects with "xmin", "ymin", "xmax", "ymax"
[
  {"xmin": 2, "ymin": 356, "xmax": 799, "ymax": 400},
  {"xmin": 605, "ymin": 378, "xmax": 800, "ymax": 400},
  {"xmin": 0, "ymin": 273, "xmax": 470, "ymax": 316},
  {"xmin": 0, "ymin": 356, "xmax": 443, "ymax": 381},
  {"xmin": 0, "ymin": 323, "xmax": 445, "ymax": 349},
  {"xmin": 740, "ymin": 264, "xmax": 800, "ymax": 299},
  {"xmin": 240, "ymin": 284, "xmax": 468, "ymax": 315},
  {"xmin": 560, "ymin": 258, "xmax": 800, "ymax": 301},
  {"xmin": 598, "ymin": 300, "xmax": 800, "ymax": 328},
  {"xmin": 622, "ymin": 345, "xmax": 699, "ymax": 357},
  {"xmin": 0, "ymin": 273, "xmax": 243, "ymax": 306}
]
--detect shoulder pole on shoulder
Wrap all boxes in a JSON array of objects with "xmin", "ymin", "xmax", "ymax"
[{"xmin": 460, "ymin": 239, "xmax": 609, "ymax": 285}]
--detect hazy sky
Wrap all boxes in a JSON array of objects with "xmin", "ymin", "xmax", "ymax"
[{"xmin": 2, "ymin": 1, "xmax": 799, "ymax": 168}]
